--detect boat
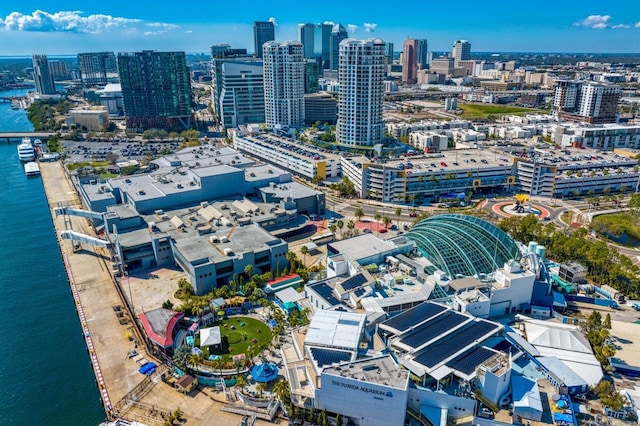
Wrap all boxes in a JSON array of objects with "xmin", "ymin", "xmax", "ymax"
[
  {"xmin": 24, "ymin": 162, "xmax": 40, "ymax": 176},
  {"xmin": 17, "ymin": 138, "xmax": 36, "ymax": 162},
  {"xmin": 33, "ymin": 138, "xmax": 42, "ymax": 148}
]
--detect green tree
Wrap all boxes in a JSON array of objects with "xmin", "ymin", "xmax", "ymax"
[
  {"xmin": 395, "ymin": 207, "xmax": 402, "ymax": 227},
  {"xmin": 235, "ymin": 374, "xmax": 248, "ymax": 389},
  {"xmin": 300, "ymin": 245, "xmax": 309, "ymax": 266},
  {"xmin": 318, "ymin": 409, "xmax": 329, "ymax": 426},
  {"xmin": 336, "ymin": 413, "xmax": 343, "ymax": 426},
  {"xmin": 336, "ymin": 219, "xmax": 344, "ymax": 239},
  {"xmin": 354, "ymin": 207, "xmax": 364, "ymax": 222}
]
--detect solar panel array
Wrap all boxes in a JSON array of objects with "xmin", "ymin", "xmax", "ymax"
[
  {"xmin": 310, "ymin": 282, "xmax": 341, "ymax": 306},
  {"xmin": 309, "ymin": 347, "xmax": 352, "ymax": 367},
  {"xmin": 341, "ymin": 273, "xmax": 368, "ymax": 291},
  {"xmin": 382, "ymin": 302, "xmax": 447, "ymax": 333},
  {"xmin": 448, "ymin": 347, "xmax": 496, "ymax": 375},
  {"xmin": 413, "ymin": 320, "xmax": 501, "ymax": 368},
  {"xmin": 399, "ymin": 311, "xmax": 469, "ymax": 350}
]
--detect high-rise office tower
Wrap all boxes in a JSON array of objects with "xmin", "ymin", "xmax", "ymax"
[
  {"xmin": 337, "ymin": 38, "xmax": 385, "ymax": 146},
  {"xmin": 253, "ymin": 21, "xmax": 275, "ymax": 58},
  {"xmin": 452, "ymin": 40, "xmax": 471, "ymax": 62},
  {"xmin": 402, "ymin": 39, "xmax": 418, "ymax": 84},
  {"xmin": 329, "ymin": 24, "xmax": 348, "ymax": 71},
  {"xmin": 314, "ymin": 23, "xmax": 333, "ymax": 69},
  {"xmin": 78, "ymin": 52, "xmax": 118, "ymax": 87},
  {"xmin": 32, "ymin": 54, "xmax": 56, "ymax": 95},
  {"xmin": 117, "ymin": 50, "xmax": 192, "ymax": 131},
  {"xmin": 384, "ymin": 42, "xmax": 394, "ymax": 68},
  {"xmin": 48, "ymin": 60, "xmax": 69, "ymax": 80},
  {"xmin": 416, "ymin": 39, "xmax": 428, "ymax": 69},
  {"xmin": 298, "ymin": 24, "xmax": 316, "ymax": 59},
  {"xmin": 304, "ymin": 60, "xmax": 320, "ymax": 94},
  {"xmin": 553, "ymin": 80, "xmax": 621, "ymax": 124},
  {"xmin": 211, "ymin": 58, "xmax": 264, "ymax": 128},
  {"xmin": 263, "ymin": 41, "xmax": 305, "ymax": 128}
]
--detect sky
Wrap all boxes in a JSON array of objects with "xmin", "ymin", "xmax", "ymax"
[{"xmin": 0, "ymin": 1, "xmax": 638, "ymax": 56}]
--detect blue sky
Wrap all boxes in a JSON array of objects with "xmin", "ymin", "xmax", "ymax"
[{"xmin": 0, "ymin": 1, "xmax": 638, "ymax": 55}]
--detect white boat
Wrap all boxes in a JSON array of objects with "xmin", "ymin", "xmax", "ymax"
[
  {"xmin": 33, "ymin": 138, "xmax": 42, "ymax": 147},
  {"xmin": 17, "ymin": 138, "xmax": 36, "ymax": 162},
  {"xmin": 24, "ymin": 162, "xmax": 40, "ymax": 176}
]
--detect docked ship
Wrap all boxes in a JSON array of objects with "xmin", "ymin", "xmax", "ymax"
[
  {"xmin": 24, "ymin": 162, "xmax": 40, "ymax": 176},
  {"xmin": 17, "ymin": 138, "xmax": 36, "ymax": 162}
]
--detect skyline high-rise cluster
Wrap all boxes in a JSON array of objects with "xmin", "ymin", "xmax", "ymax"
[
  {"xmin": 117, "ymin": 50, "xmax": 192, "ymax": 131},
  {"xmin": 297, "ymin": 23, "xmax": 333, "ymax": 69},
  {"xmin": 263, "ymin": 41, "xmax": 305, "ymax": 128},
  {"xmin": 32, "ymin": 54, "xmax": 56, "ymax": 95},
  {"xmin": 336, "ymin": 38, "xmax": 386, "ymax": 147}
]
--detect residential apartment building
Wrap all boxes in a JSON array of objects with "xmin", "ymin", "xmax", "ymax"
[
  {"xmin": 77, "ymin": 52, "xmax": 118, "ymax": 87},
  {"xmin": 117, "ymin": 50, "xmax": 192, "ymax": 131},
  {"xmin": 402, "ymin": 39, "xmax": 418, "ymax": 84},
  {"xmin": 253, "ymin": 21, "xmax": 275, "ymax": 58},
  {"xmin": 553, "ymin": 80, "xmax": 621, "ymax": 124},
  {"xmin": 263, "ymin": 41, "xmax": 305, "ymax": 129},
  {"xmin": 336, "ymin": 38, "xmax": 386, "ymax": 146},
  {"xmin": 211, "ymin": 58, "xmax": 265, "ymax": 128},
  {"xmin": 32, "ymin": 54, "xmax": 56, "ymax": 95}
]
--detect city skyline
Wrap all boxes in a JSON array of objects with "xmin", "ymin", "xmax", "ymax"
[{"xmin": 0, "ymin": 2, "xmax": 639, "ymax": 55}]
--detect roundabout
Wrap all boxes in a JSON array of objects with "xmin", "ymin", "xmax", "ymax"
[{"xmin": 491, "ymin": 201, "xmax": 551, "ymax": 220}]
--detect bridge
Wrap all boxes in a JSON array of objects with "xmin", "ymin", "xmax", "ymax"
[{"xmin": 0, "ymin": 132, "xmax": 56, "ymax": 142}]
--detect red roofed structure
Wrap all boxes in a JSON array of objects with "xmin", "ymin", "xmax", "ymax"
[{"xmin": 138, "ymin": 308, "xmax": 184, "ymax": 349}]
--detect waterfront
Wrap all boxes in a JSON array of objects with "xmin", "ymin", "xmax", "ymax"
[{"xmin": 0, "ymin": 89, "xmax": 104, "ymax": 424}]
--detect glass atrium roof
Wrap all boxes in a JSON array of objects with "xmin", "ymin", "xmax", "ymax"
[{"xmin": 405, "ymin": 214, "xmax": 521, "ymax": 278}]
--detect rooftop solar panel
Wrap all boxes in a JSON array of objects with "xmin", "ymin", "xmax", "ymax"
[
  {"xmin": 398, "ymin": 311, "xmax": 469, "ymax": 349},
  {"xmin": 310, "ymin": 282, "xmax": 341, "ymax": 306},
  {"xmin": 309, "ymin": 347, "xmax": 352, "ymax": 367},
  {"xmin": 341, "ymin": 273, "xmax": 368, "ymax": 291},
  {"xmin": 382, "ymin": 302, "xmax": 448, "ymax": 333},
  {"xmin": 413, "ymin": 320, "xmax": 501, "ymax": 369},
  {"xmin": 449, "ymin": 347, "xmax": 496, "ymax": 375}
]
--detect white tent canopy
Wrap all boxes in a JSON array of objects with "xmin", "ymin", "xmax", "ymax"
[{"xmin": 200, "ymin": 326, "xmax": 221, "ymax": 347}]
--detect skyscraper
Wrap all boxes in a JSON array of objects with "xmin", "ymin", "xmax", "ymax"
[
  {"xmin": 337, "ymin": 38, "xmax": 385, "ymax": 146},
  {"xmin": 314, "ymin": 23, "xmax": 333, "ymax": 69},
  {"xmin": 32, "ymin": 54, "xmax": 56, "ymax": 95},
  {"xmin": 416, "ymin": 39, "xmax": 428, "ymax": 69},
  {"xmin": 329, "ymin": 24, "xmax": 348, "ymax": 71},
  {"xmin": 384, "ymin": 42, "xmax": 394, "ymax": 67},
  {"xmin": 263, "ymin": 41, "xmax": 305, "ymax": 128},
  {"xmin": 78, "ymin": 52, "xmax": 118, "ymax": 87},
  {"xmin": 452, "ymin": 40, "xmax": 471, "ymax": 62},
  {"xmin": 402, "ymin": 39, "xmax": 418, "ymax": 84},
  {"xmin": 298, "ymin": 23, "xmax": 316, "ymax": 59},
  {"xmin": 117, "ymin": 50, "xmax": 192, "ymax": 131},
  {"xmin": 253, "ymin": 21, "xmax": 275, "ymax": 58}
]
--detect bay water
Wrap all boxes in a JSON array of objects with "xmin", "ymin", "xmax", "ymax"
[{"xmin": 0, "ymin": 88, "xmax": 104, "ymax": 424}]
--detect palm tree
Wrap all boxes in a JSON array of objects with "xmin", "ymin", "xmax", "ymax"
[
  {"xmin": 336, "ymin": 219, "xmax": 344, "ymax": 239},
  {"xmin": 273, "ymin": 379, "xmax": 291, "ymax": 404},
  {"xmin": 285, "ymin": 251, "xmax": 298, "ymax": 274},
  {"xmin": 382, "ymin": 216, "xmax": 392, "ymax": 230},
  {"xmin": 256, "ymin": 381, "xmax": 267, "ymax": 398},
  {"xmin": 354, "ymin": 207, "xmax": 364, "ymax": 223},
  {"xmin": 235, "ymin": 374, "xmax": 248, "ymax": 389},
  {"xmin": 395, "ymin": 207, "xmax": 402, "ymax": 228},
  {"xmin": 244, "ymin": 264, "xmax": 254, "ymax": 279},
  {"xmin": 188, "ymin": 354, "xmax": 201, "ymax": 370},
  {"xmin": 300, "ymin": 245, "xmax": 308, "ymax": 266}
]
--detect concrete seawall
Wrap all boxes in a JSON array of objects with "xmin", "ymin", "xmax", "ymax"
[{"xmin": 39, "ymin": 161, "xmax": 147, "ymax": 420}]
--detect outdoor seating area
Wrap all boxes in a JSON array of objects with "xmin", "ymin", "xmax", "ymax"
[{"xmin": 194, "ymin": 316, "xmax": 272, "ymax": 363}]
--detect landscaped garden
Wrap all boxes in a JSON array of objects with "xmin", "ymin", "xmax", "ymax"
[
  {"xmin": 196, "ymin": 316, "xmax": 272, "ymax": 363},
  {"xmin": 458, "ymin": 103, "xmax": 545, "ymax": 120}
]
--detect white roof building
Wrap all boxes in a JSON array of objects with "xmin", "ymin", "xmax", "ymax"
[{"xmin": 305, "ymin": 309, "xmax": 366, "ymax": 351}]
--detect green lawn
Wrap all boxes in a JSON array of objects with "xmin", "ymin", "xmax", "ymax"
[
  {"xmin": 198, "ymin": 316, "xmax": 272, "ymax": 363},
  {"xmin": 458, "ymin": 104, "xmax": 545, "ymax": 120}
]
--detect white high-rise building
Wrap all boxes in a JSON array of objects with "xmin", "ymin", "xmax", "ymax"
[
  {"xmin": 263, "ymin": 41, "xmax": 305, "ymax": 128},
  {"xmin": 337, "ymin": 38, "xmax": 386, "ymax": 146}
]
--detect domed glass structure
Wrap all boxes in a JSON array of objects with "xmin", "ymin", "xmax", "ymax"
[{"xmin": 405, "ymin": 214, "xmax": 521, "ymax": 278}]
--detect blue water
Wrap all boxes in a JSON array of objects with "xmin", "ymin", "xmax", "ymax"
[{"xmin": 0, "ymin": 89, "xmax": 104, "ymax": 424}]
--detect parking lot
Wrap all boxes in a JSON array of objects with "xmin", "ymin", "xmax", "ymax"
[{"xmin": 61, "ymin": 139, "xmax": 183, "ymax": 164}]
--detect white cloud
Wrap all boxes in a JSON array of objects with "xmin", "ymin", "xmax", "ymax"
[
  {"xmin": 347, "ymin": 24, "xmax": 358, "ymax": 33},
  {"xmin": 636, "ymin": 22, "xmax": 640, "ymax": 28},
  {"xmin": 323, "ymin": 21, "xmax": 335, "ymax": 26},
  {"xmin": 363, "ymin": 23, "xmax": 377, "ymax": 32},
  {"xmin": 268, "ymin": 17, "xmax": 278, "ymax": 27},
  {"xmin": 0, "ymin": 9, "xmax": 181, "ymax": 35},
  {"xmin": 573, "ymin": 14, "xmax": 630, "ymax": 29}
]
